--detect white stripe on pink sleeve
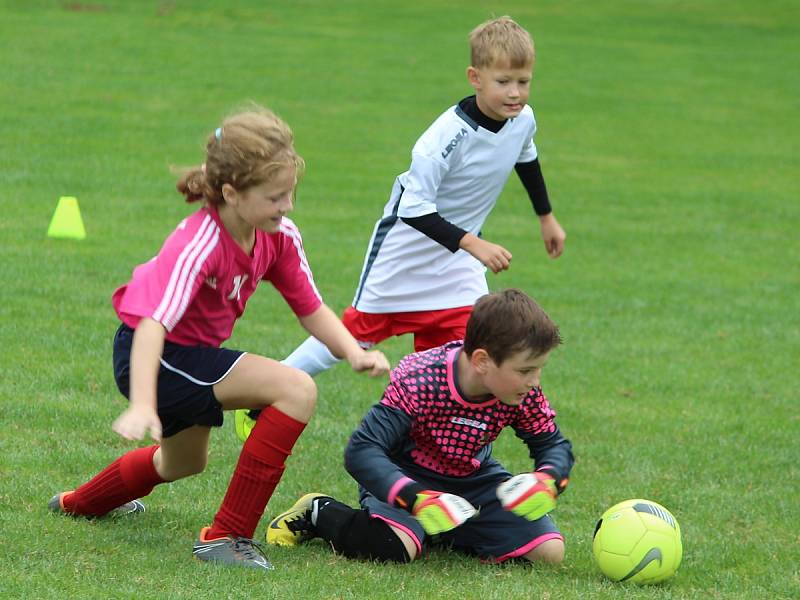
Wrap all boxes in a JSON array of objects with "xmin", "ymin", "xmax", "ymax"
[
  {"xmin": 166, "ymin": 226, "xmax": 220, "ymax": 330},
  {"xmin": 153, "ymin": 214, "xmax": 216, "ymax": 329},
  {"xmin": 279, "ymin": 219, "xmax": 322, "ymax": 301},
  {"xmin": 159, "ymin": 221, "xmax": 216, "ymax": 329}
]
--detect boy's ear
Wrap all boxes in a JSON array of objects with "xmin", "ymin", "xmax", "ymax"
[
  {"xmin": 466, "ymin": 66, "xmax": 481, "ymax": 90},
  {"xmin": 470, "ymin": 348, "xmax": 492, "ymax": 373}
]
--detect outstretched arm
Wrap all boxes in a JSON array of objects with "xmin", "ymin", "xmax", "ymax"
[
  {"xmin": 297, "ymin": 304, "xmax": 389, "ymax": 377},
  {"xmin": 496, "ymin": 422, "xmax": 572, "ymax": 521},
  {"xmin": 515, "ymin": 425, "xmax": 574, "ymax": 494},
  {"xmin": 346, "ymin": 402, "xmax": 477, "ymax": 534}
]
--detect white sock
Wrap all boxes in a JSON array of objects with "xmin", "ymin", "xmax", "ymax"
[{"xmin": 282, "ymin": 336, "xmax": 341, "ymax": 376}]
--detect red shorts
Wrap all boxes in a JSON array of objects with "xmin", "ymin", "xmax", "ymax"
[{"xmin": 342, "ymin": 305, "xmax": 473, "ymax": 352}]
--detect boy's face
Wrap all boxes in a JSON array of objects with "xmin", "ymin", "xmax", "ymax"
[
  {"xmin": 480, "ymin": 348, "xmax": 550, "ymax": 406},
  {"xmin": 467, "ymin": 60, "xmax": 533, "ymax": 121}
]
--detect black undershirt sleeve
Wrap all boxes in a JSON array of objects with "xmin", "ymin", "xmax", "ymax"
[
  {"xmin": 515, "ymin": 158, "xmax": 552, "ymax": 216},
  {"xmin": 401, "ymin": 213, "xmax": 468, "ymax": 253}
]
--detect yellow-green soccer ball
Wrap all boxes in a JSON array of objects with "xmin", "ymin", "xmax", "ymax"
[
  {"xmin": 592, "ymin": 499, "xmax": 682, "ymax": 584},
  {"xmin": 233, "ymin": 409, "xmax": 256, "ymax": 443}
]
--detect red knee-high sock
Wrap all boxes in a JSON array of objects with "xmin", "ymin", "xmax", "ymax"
[
  {"xmin": 63, "ymin": 445, "xmax": 165, "ymax": 516},
  {"xmin": 207, "ymin": 406, "xmax": 306, "ymax": 540}
]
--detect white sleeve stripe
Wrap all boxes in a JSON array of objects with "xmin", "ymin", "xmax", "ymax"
[
  {"xmin": 162, "ymin": 224, "xmax": 219, "ymax": 330},
  {"xmin": 153, "ymin": 214, "xmax": 213, "ymax": 323},
  {"xmin": 152, "ymin": 215, "xmax": 217, "ymax": 329},
  {"xmin": 164, "ymin": 227, "xmax": 220, "ymax": 330},
  {"xmin": 279, "ymin": 221, "xmax": 321, "ymax": 301}
]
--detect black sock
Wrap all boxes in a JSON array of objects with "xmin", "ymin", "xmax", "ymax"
[{"xmin": 314, "ymin": 498, "xmax": 411, "ymax": 563}]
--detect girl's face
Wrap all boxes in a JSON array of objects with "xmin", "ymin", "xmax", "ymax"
[{"xmin": 230, "ymin": 166, "xmax": 297, "ymax": 233}]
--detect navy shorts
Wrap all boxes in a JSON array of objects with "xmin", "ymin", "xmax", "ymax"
[
  {"xmin": 112, "ymin": 324, "xmax": 245, "ymax": 438},
  {"xmin": 360, "ymin": 467, "xmax": 562, "ymax": 562}
]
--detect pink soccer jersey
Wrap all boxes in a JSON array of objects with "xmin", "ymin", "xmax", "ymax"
[{"xmin": 112, "ymin": 206, "xmax": 322, "ymax": 346}]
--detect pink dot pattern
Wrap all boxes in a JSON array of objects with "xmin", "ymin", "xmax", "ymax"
[{"xmin": 380, "ymin": 341, "xmax": 557, "ymax": 477}]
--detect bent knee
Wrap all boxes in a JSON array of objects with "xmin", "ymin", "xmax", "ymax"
[
  {"xmin": 270, "ymin": 369, "xmax": 317, "ymax": 421},
  {"xmin": 286, "ymin": 369, "xmax": 317, "ymax": 411},
  {"xmin": 524, "ymin": 538, "xmax": 565, "ymax": 564},
  {"xmin": 295, "ymin": 369, "xmax": 318, "ymax": 404}
]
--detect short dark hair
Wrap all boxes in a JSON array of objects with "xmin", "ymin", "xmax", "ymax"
[{"xmin": 463, "ymin": 289, "xmax": 561, "ymax": 364}]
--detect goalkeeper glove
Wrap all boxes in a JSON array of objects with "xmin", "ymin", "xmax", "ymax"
[
  {"xmin": 412, "ymin": 490, "xmax": 477, "ymax": 535},
  {"xmin": 496, "ymin": 472, "xmax": 557, "ymax": 521}
]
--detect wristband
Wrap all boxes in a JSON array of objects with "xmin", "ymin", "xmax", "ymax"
[
  {"xmin": 393, "ymin": 481, "xmax": 426, "ymax": 512},
  {"xmin": 537, "ymin": 467, "xmax": 569, "ymax": 494}
]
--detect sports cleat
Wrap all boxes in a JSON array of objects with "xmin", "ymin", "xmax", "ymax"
[
  {"xmin": 233, "ymin": 409, "xmax": 260, "ymax": 443},
  {"xmin": 193, "ymin": 527, "xmax": 274, "ymax": 570},
  {"xmin": 48, "ymin": 491, "xmax": 146, "ymax": 518},
  {"xmin": 266, "ymin": 493, "xmax": 330, "ymax": 547}
]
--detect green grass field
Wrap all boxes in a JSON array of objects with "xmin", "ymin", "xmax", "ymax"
[{"xmin": 1, "ymin": 1, "xmax": 798, "ymax": 598}]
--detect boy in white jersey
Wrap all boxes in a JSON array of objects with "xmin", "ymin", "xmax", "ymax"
[
  {"xmin": 48, "ymin": 106, "xmax": 389, "ymax": 571},
  {"xmin": 235, "ymin": 15, "xmax": 567, "ymax": 439},
  {"xmin": 267, "ymin": 289, "xmax": 574, "ymax": 565}
]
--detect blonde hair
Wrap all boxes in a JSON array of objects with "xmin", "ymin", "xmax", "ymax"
[
  {"xmin": 469, "ymin": 16, "xmax": 535, "ymax": 69},
  {"xmin": 177, "ymin": 105, "xmax": 305, "ymax": 205}
]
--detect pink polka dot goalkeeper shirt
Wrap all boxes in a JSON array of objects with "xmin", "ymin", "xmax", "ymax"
[{"xmin": 344, "ymin": 340, "xmax": 574, "ymax": 504}]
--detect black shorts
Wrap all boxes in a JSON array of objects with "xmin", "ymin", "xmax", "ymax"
[{"xmin": 112, "ymin": 324, "xmax": 245, "ymax": 438}]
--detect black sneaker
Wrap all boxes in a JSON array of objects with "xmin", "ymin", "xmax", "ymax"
[
  {"xmin": 266, "ymin": 493, "xmax": 331, "ymax": 547},
  {"xmin": 48, "ymin": 491, "xmax": 145, "ymax": 518},
  {"xmin": 193, "ymin": 527, "xmax": 274, "ymax": 570}
]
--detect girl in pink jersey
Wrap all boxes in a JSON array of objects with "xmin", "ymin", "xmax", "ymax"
[{"xmin": 48, "ymin": 106, "xmax": 389, "ymax": 571}]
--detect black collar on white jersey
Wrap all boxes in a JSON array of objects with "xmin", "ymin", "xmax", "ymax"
[{"xmin": 457, "ymin": 95, "xmax": 507, "ymax": 133}]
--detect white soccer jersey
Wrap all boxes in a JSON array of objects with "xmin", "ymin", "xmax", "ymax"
[{"xmin": 352, "ymin": 103, "xmax": 538, "ymax": 313}]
